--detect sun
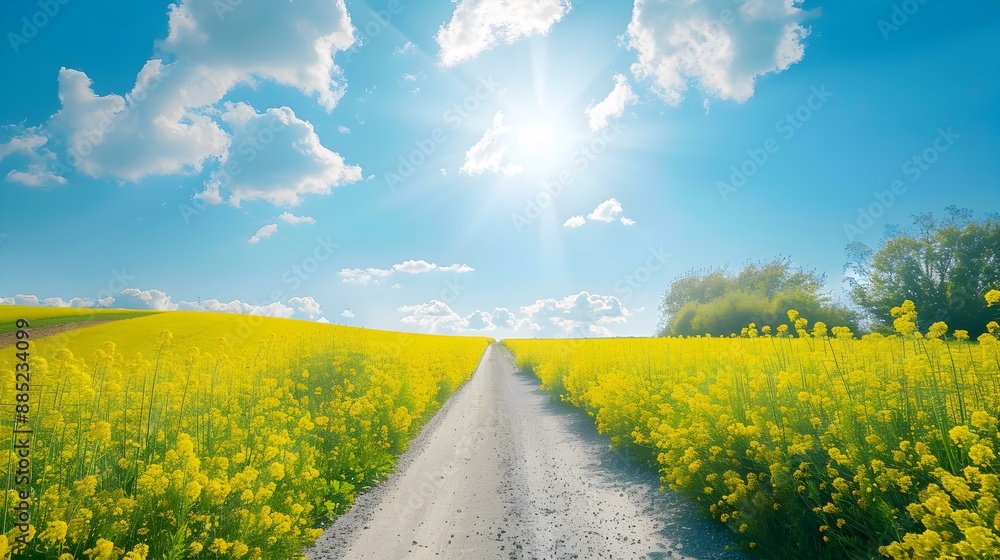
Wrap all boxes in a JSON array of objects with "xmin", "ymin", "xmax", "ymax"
[{"xmin": 506, "ymin": 107, "xmax": 581, "ymax": 177}]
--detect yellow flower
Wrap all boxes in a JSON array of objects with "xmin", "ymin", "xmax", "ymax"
[
  {"xmin": 268, "ymin": 462, "xmax": 286, "ymax": 481},
  {"xmin": 86, "ymin": 421, "xmax": 112, "ymax": 444},
  {"xmin": 985, "ymin": 289, "xmax": 1000, "ymax": 307},
  {"xmin": 39, "ymin": 520, "xmax": 69, "ymax": 544},
  {"xmin": 83, "ymin": 539, "xmax": 115, "ymax": 560},
  {"xmin": 123, "ymin": 544, "xmax": 149, "ymax": 560}
]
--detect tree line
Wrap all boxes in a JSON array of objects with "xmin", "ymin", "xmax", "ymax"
[{"xmin": 658, "ymin": 207, "xmax": 1000, "ymax": 337}]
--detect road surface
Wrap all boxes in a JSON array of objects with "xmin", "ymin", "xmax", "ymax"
[{"xmin": 308, "ymin": 344, "xmax": 742, "ymax": 560}]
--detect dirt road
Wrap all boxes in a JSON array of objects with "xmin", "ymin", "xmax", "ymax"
[
  {"xmin": 308, "ymin": 343, "xmax": 742, "ymax": 560},
  {"xmin": 0, "ymin": 320, "xmax": 117, "ymax": 348}
]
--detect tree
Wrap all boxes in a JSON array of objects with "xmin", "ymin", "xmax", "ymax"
[
  {"xmin": 846, "ymin": 207, "xmax": 1000, "ymax": 335},
  {"xmin": 658, "ymin": 258, "xmax": 859, "ymax": 337}
]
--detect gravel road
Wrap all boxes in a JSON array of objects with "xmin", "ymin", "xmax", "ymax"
[{"xmin": 308, "ymin": 343, "xmax": 743, "ymax": 560}]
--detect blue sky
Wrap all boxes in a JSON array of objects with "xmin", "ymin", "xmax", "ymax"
[{"xmin": 0, "ymin": 0, "xmax": 998, "ymax": 337}]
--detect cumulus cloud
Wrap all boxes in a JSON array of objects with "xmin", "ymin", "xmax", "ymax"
[
  {"xmin": 116, "ymin": 288, "xmax": 326, "ymax": 320},
  {"xmin": 398, "ymin": 293, "xmax": 631, "ymax": 337},
  {"xmin": 567, "ymin": 199, "xmax": 636, "ymax": 229},
  {"xmin": 436, "ymin": 0, "xmax": 571, "ymax": 66},
  {"xmin": 586, "ymin": 74, "xmax": 638, "ymax": 131},
  {"xmin": 337, "ymin": 268, "xmax": 395, "ymax": 286},
  {"xmin": 202, "ymin": 102, "xmax": 362, "ymax": 207},
  {"xmin": 288, "ymin": 296, "xmax": 323, "ymax": 319},
  {"xmin": 0, "ymin": 132, "xmax": 66, "ymax": 187},
  {"xmin": 279, "ymin": 212, "xmax": 315, "ymax": 225},
  {"xmin": 588, "ymin": 198, "xmax": 624, "ymax": 223},
  {"xmin": 248, "ymin": 224, "xmax": 278, "ymax": 244},
  {"xmin": 519, "ymin": 291, "xmax": 631, "ymax": 336},
  {"xmin": 0, "ymin": 294, "xmax": 110, "ymax": 308},
  {"xmin": 341, "ymin": 309, "xmax": 355, "ymax": 319},
  {"xmin": 394, "ymin": 260, "xmax": 438, "ymax": 274},
  {"xmin": 460, "ymin": 112, "xmax": 522, "ymax": 177},
  {"xmin": 4, "ymin": 288, "xmax": 328, "ymax": 322},
  {"xmin": 627, "ymin": 0, "xmax": 812, "ymax": 105},
  {"xmin": 339, "ymin": 260, "xmax": 475, "ymax": 285},
  {"xmin": 398, "ymin": 300, "xmax": 470, "ymax": 333},
  {"xmin": 3, "ymin": 0, "xmax": 361, "ymax": 197},
  {"xmin": 160, "ymin": 0, "xmax": 355, "ymax": 111}
]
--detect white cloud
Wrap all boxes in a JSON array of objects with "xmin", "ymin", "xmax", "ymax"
[
  {"xmin": 588, "ymin": 198, "xmax": 624, "ymax": 223},
  {"xmin": 116, "ymin": 288, "xmax": 324, "ymax": 319},
  {"xmin": 520, "ymin": 291, "xmax": 631, "ymax": 336},
  {"xmin": 0, "ymin": 132, "xmax": 48, "ymax": 160},
  {"xmin": 204, "ymin": 102, "xmax": 362, "ymax": 207},
  {"xmin": 4, "ymin": 289, "xmax": 326, "ymax": 321},
  {"xmin": 627, "ymin": 0, "xmax": 811, "ymax": 105},
  {"xmin": 438, "ymin": 264, "xmax": 475, "ymax": 273},
  {"xmin": 621, "ymin": 217, "xmax": 636, "ymax": 226},
  {"xmin": 279, "ymin": 212, "xmax": 316, "ymax": 225},
  {"xmin": 397, "ymin": 293, "xmax": 630, "ymax": 337},
  {"xmin": 464, "ymin": 310, "xmax": 497, "ymax": 331},
  {"xmin": 288, "ymin": 296, "xmax": 323, "ymax": 319},
  {"xmin": 460, "ymin": 112, "xmax": 522, "ymax": 177},
  {"xmin": 337, "ymin": 267, "xmax": 394, "ymax": 286},
  {"xmin": 3, "ymin": 0, "xmax": 361, "ymax": 195},
  {"xmin": 6, "ymin": 166, "xmax": 67, "ymax": 187},
  {"xmin": 436, "ymin": 0, "xmax": 571, "ymax": 66},
  {"xmin": 398, "ymin": 300, "xmax": 469, "ymax": 333},
  {"xmin": 248, "ymin": 223, "xmax": 278, "ymax": 244},
  {"xmin": 586, "ymin": 74, "xmax": 638, "ymax": 131},
  {"xmin": 339, "ymin": 260, "xmax": 475, "ymax": 285},
  {"xmin": 341, "ymin": 309, "xmax": 355, "ymax": 319},
  {"xmin": 563, "ymin": 215, "xmax": 586, "ymax": 229},
  {"xmin": 338, "ymin": 125, "xmax": 351, "ymax": 134},
  {"xmin": 394, "ymin": 260, "xmax": 438, "ymax": 274},
  {"xmin": 116, "ymin": 288, "xmax": 175, "ymax": 310},
  {"xmin": 393, "ymin": 41, "xmax": 417, "ymax": 56},
  {"xmin": 47, "ymin": 64, "xmax": 231, "ymax": 182},
  {"xmin": 1, "ymin": 294, "xmax": 107, "ymax": 308},
  {"xmin": 160, "ymin": 0, "xmax": 355, "ymax": 112}
]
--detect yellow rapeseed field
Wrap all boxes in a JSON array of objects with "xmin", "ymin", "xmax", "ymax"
[
  {"xmin": 0, "ymin": 309, "xmax": 490, "ymax": 559},
  {"xmin": 506, "ymin": 295, "xmax": 1000, "ymax": 559}
]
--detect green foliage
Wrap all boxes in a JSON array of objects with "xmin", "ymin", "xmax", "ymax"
[
  {"xmin": 659, "ymin": 258, "xmax": 859, "ymax": 337},
  {"xmin": 846, "ymin": 207, "xmax": 1000, "ymax": 335}
]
